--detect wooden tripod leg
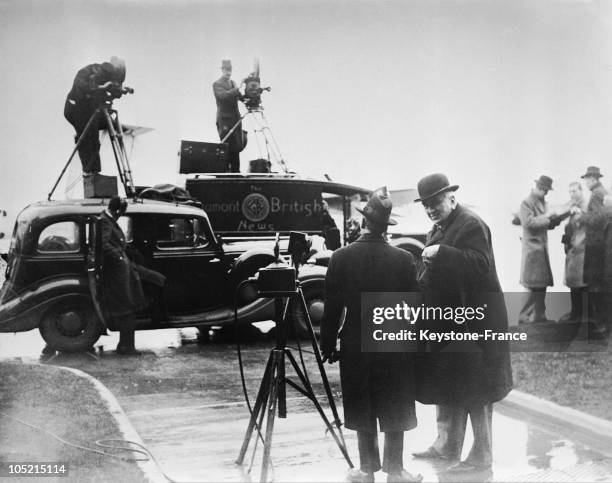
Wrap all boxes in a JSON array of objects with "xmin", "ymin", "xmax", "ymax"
[
  {"xmin": 236, "ymin": 353, "xmax": 274, "ymax": 465},
  {"xmin": 260, "ymin": 351, "xmax": 282, "ymax": 482}
]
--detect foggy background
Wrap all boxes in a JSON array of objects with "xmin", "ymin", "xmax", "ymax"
[{"xmin": 2, "ymin": 0, "xmax": 612, "ymax": 292}]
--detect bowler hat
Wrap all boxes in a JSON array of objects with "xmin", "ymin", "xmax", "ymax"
[
  {"xmin": 535, "ymin": 175, "xmax": 554, "ymax": 191},
  {"xmin": 580, "ymin": 166, "xmax": 603, "ymax": 179},
  {"xmin": 414, "ymin": 173, "xmax": 459, "ymax": 203},
  {"xmin": 356, "ymin": 188, "xmax": 397, "ymax": 226}
]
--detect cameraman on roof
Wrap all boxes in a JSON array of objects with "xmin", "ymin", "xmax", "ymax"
[{"xmin": 64, "ymin": 56, "xmax": 127, "ymax": 175}]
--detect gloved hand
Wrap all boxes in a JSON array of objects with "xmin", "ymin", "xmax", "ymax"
[{"xmin": 321, "ymin": 347, "xmax": 340, "ymax": 364}]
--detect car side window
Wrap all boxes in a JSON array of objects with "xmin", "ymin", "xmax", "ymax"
[
  {"xmin": 117, "ymin": 216, "xmax": 132, "ymax": 242},
  {"xmin": 155, "ymin": 217, "xmax": 210, "ymax": 250},
  {"xmin": 38, "ymin": 221, "xmax": 80, "ymax": 253}
]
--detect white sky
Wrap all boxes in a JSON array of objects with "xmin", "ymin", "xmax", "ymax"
[{"xmin": 2, "ymin": 0, "xmax": 612, "ymax": 289}]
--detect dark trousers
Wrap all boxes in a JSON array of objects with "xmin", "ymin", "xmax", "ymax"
[
  {"xmin": 66, "ymin": 107, "xmax": 103, "ymax": 173},
  {"xmin": 117, "ymin": 315, "xmax": 136, "ymax": 350},
  {"xmin": 587, "ymin": 291, "xmax": 611, "ymax": 333},
  {"xmin": 570, "ymin": 287, "xmax": 587, "ymax": 320},
  {"xmin": 227, "ymin": 151, "xmax": 241, "ymax": 173},
  {"xmin": 431, "ymin": 403, "xmax": 493, "ymax": 465},
  {"xmin": 519, "ymin": 288, "xmax": 547, "ymax": 323},
  {"xmin": 357, "ymin": 431, "xmax": 404, "ymax": 474}
]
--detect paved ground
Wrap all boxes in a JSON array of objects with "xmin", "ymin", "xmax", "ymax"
[{"xmin": 1, "ymin": 328, "xmax": 611, "ymax": 482}]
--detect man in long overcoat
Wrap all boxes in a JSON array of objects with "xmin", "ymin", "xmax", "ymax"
[
  {"xmin": 561, "ymin": 182, "xmax": 588, "ymax": 321},
  {"xmin": 518, "ymin": 175, "xmax": 557, "ymax": 323},
  {"xmin": 212, "ymin": 59, "xmax": 244, "ymax": 173},
  {"xmin": 412, "ymin": 173, "xmax": 512, "ymax": 472},
  {"xmin": 321, "ymin": 190, "xmax": 422, "ymax": 483},
  {"xmin": 581, "ymin": 166, "xmax": 611, "ymax": 337},
  {"xmin": 100, "ymin": 197, "xmax": 148, "ymax": 354}
]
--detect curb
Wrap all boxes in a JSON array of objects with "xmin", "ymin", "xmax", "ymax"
[
  {"xmin": 37, "ymin": 363, "xmax": 167, "ymax": 483},
  {"xmin": 500, "ymin": 389, "xmax": 612, "ymax": 456}
]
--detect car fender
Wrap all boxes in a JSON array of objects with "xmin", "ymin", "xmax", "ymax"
[
  {"xmin": 297, "ymin": 263, "xmax": 327, "ymax": 288},
  {"xmin": 0, "ymin": 276, "xmax": 92, "ymax": 333}
]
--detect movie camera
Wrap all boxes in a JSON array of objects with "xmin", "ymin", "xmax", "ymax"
[{"xmin": 241, "ymin": 73, "xmax": 271, "ymax": 111}]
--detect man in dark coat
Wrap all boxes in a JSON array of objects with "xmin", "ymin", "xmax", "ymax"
[
  {"xmin": 581, "ymin": 166, "xmax": 611, "ymax": 337},
  {"xmin": 64, "ymin": 56, "xmax": 126, "ymax": 174},
  {"xmin": 100, "ymin": 197, "xmax": 148, "ymax": 354},
  {"xmin": 321, "ymin": 190, "xmax": 422, "ymax": 483},
  {"xmin": 212, "ymin": 59, "xmax": 244, "ymax": 173},
  {"xmin": 518, "ymin": 175, "xmax": 558, "ymax": 323},
  {"xmin": 412, "ymin": 173, "xmax": 512, "ymax": 473}
]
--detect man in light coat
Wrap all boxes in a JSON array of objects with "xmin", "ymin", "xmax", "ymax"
[
  {"xmin": 412, "ymin": 173, "xmax": 512, "ymax": 473},
  {"xmin": 518, "ymin": 175, "xmax": 559, "ymax": 323},
  {"xmin": 561, "ymin": 182, "xmax": 588, "ymax": 321},
  {"xmin": 321, "ymin": 189, "xmax": 422, "ymax": 483}
]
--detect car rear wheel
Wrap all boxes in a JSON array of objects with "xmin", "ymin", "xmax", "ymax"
[
  {"xmin": 289, "ymin": 282, "xmax": 325, "ymax": 339},
  {"xmin": 39, "ymin": 297, "xmax": 103, "ymax": 352}
]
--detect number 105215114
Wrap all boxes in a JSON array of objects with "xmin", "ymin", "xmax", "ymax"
[{"xmin": 1, "ymin": 462, "xmax": 68, "ymax": 477}]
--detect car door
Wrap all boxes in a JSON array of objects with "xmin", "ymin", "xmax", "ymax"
[
  {"xmin": 147, "ymin": 215, "xmax": 228, "ymax": 314},
  {"xmin": 86, "ymin": 216, "xmax": 110, "ymax": 329}
]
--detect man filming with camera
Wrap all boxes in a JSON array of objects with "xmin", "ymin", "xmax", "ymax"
[
  {"xmin": 64, "ymin": 56, "xmax": 128, "ymax": 175},
  {"xmin": 212, "ymin": 59, "xmax": 245, "ymax": 173}
]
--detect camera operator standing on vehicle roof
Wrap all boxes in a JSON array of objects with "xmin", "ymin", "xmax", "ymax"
[
  {"xmin": 212, "ymin": 59, "xmax": 245, "ymax": 173},
  {"xmin": 64, "ymin": 56, "xmax": 127, "ymax": 176}
]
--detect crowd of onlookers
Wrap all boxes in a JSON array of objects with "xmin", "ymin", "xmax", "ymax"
[{"xmin": 516, "ymin": 166, "xmax": 611, "ymax": 338}]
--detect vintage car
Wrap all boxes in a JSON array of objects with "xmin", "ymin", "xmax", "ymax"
[
  {"xmin": 0, "ymin": 197, "xmax": 328, "ymax": 352},
  {"xmin": 0, "ymin": 173, "xmax": 429, "ymax": 352}
]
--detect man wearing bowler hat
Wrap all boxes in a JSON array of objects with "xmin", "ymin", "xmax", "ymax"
[
  {"xmin": 412, "ymin": 173, "xmax": 512, "ymax": 472},
  {"xmin": 581, "ymin": 166, "xmax": 610, "ymax": 337},
  {"xmin": 517, "ymin": 175, "xmax": 560, "ymax": 324},
  {"xmin": 321, "ymin": 188, "xmax": 422, "ymax": 483}
]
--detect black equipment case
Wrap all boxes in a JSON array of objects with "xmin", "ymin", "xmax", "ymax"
[{"xmin": 179, "ymin": 140, "xmax": 228, "ymax": 174}]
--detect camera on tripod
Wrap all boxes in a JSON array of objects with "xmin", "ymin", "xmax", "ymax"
[
  {"xmin": 241, "ymin": 73, "xmax": 270, "ymax": 110},
  {"xmin": 256, "ymin": 232, "xmax": 310, "ymax": 296},
  {"xmin": 97, "ymin": 82, "xmax": 134, "ymax": 107}
]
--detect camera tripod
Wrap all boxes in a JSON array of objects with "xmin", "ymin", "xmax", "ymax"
[
  {"xmin": 48, "ymin": 104, "xmax": 136, "ymax": 200},
  {"xmin": 236, "ymin": 281, "xmax": 353, "ymax": 482},
  {"xmin": 222, "ymin": 105, "xmax": 289, "ymax": 174}
]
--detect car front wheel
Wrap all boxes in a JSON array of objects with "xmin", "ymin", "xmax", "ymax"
[{"xmin": 39, "ymin": 296, "xmax": 103, "ymax": 352}]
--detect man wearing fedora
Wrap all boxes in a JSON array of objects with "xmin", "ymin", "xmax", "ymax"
[
  {"xmin": 412, "ymin": 173, "xmax": 512, "ymax": 472},
  {"xmin": 518, "ymin": 175, "xmax": 560, "ymax": 324},
  {"xmin": 213, "ymin": 59, "xmax": 244, "ymax": 172},
  {"xmin": 581, "ymin": 166, "xmax": 611, "ymax": 337},
  {"xmin": 321, "ymin": 189, "xmax": 422, "ymax": 483}
]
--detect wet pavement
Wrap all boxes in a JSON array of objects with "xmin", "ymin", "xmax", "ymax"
[{"xmin": 1, "ymin": 327, "xmax": 611, "ymax": 482}]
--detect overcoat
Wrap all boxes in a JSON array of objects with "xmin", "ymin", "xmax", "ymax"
[
  {"xmin": 519, "ymin": 192, "xmax": 553, "ymax": 288},
  {"xmin": 563, "ymin": 199, "xmax": 588, "ymax": 288},
  {"xmin": 212, "ymin": 76, "xmax": 243, "ymax": 153},
  {"xmin": 321, "ymin": 233, "xmax": 419, "ymax": 433},
  {"xmin": 99, "ymin": 211, "xmax": 147, "ymax": 318},
  {"xmin": 583, "ymin": 182, "xmax": 609, "ymax": 290},
  {"xmin": 416, "ymin": 204, "xmax": 513, "ymax": 406}
]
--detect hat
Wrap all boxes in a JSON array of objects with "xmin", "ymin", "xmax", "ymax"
[
  {"xmin": 414, "ymin": 173, "xmax": 459, "ymax": 203},
  {"xmin": 221, "ymin": 59, "xmax": 232, "ymax": 69},
  {"xmin": 580, "ymin": 166, "xmax": 603, "ymax": 179},
  {"xmin": 109, "ymin": 56, "xmax": 126, "ymax": 83},
  {"xmin": 356, "ymin": 187, "xmax": 397, "ymax": 226},
  {"xmin": 535, "ymin": 175, "xmax": 554, "ymax": 191}
]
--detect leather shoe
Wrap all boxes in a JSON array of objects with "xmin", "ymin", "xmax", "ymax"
[
  {"xmin": 445, "ymin": 460, "xmax": 491, "ymax": 473},
  {"xmin": 412, "ymin": 447, "xmax": 455, "ymax": 460},
  {"xmin": 346, "ymin": 468, "xmax": 374, "ymax": 483},
  {"xmin": 386, "ymin": 469, "xmax": 423, "ymax": 483},
  {"xmin": 116, "ymin": 346, "xmax": 143, "ymax": 356}
]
